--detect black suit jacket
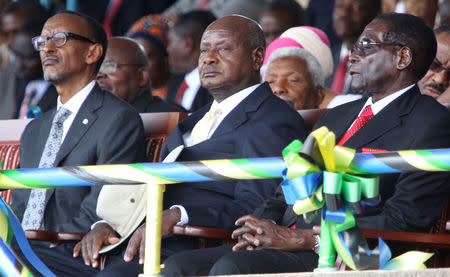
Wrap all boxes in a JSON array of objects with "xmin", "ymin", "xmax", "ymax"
[
  {"xmin": 12, "ymin": 84, "xmax": 147, "ymax": 233},
  {"xmin": 131, "ymin": 90, "xmax": 184, "ymax": 113},
  {"xmin": 161, "ymin": 82, "xmax": 307, "ymax": 230},
  {"xmin": 166, "ymin": 74, "xmax": 213, "ymax": 113},
  {"xmin": 255, "ymin": 86, "xmax": 450, "ymax": 233}
]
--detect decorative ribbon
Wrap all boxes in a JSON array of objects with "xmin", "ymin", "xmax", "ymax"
[
  {"xmin": 0, "ymin": 136, "xmax": 449, "ymax": 273},
  {"xmin": 0, "ymin": 237, "xmax": 33, "ymax": 277},
  {"xmin": 281, "ymin": 127, "xmax": 435, "ymax": 270},
  {"xmin": 0, "ymin": 197, "xmax": 55, "ymax": 276}
]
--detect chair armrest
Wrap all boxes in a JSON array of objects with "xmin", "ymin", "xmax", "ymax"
[
  {"xmin": 25, "ymin": 230, "xmax": 85, "ymax": 244},
  {"xmin": 360, "ymin": 228, "xmax": 450, "ymax": 249},
  {"xmin": 312, "ymin": 225, "xmax": 450, "ymax": 249},
  {"xmin": 172, "ymin": 225, "xmax": 234, "ymax": 240}
]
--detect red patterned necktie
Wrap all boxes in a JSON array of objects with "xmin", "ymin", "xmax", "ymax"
[
  {"xmin": 175, "ymin": 80, "xmax": 188, "ymax": 105},
  {"xmin": 337, "ymin": 105, "xmax": 374, "ymax": 146},
  {"xmin": 331, "ymin": 54, "xmax": 349, "ymax": 94}
]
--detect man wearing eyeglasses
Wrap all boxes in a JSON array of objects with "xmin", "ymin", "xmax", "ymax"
[
  {"xmin": 12, "ymin": 11, "xmax": 146, "ymax": 240},
  {"xmin": 96, "ymin": 37, "xmax": 181, "ymax": 113},
  {"xmin": 419, "ymin": 23, "xmax": 450, "ymax": 101},
  {"xmin": 161, "ymin": 13, "xmax": 450, "ymax": 277}
]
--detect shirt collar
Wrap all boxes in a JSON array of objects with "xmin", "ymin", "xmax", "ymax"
[
  {"xmin": 209, "ymin": 83, "xmax": 260, "ymax": 116},
  {"xmin": 57, "ymin": 80, "xmax": 96, "ymax": 114},
  {"xmin": 361, "ymin": 84, "xmax": 415, "ymax": 115}
]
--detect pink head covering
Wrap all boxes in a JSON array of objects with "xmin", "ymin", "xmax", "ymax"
[{"xmin": 262, "ymin": 26, "xmax": 334, "ymax": 78}]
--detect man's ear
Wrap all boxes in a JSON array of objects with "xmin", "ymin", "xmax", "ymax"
[
  {"xmin": 252, "ymin": 46, "xmax": 265, "ymax": 71},
  {"xmin": 397, "ymin": 46, "xmax": 412, "ymax": 70},
  {"xmin": 138, "ymin": 67, "xmax": 151, "ymax": 88},
  {"xmin": 86, "ymin": 43, "xmax": 103, "ymax": 66}
]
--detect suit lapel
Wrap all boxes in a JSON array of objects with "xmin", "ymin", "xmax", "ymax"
[
  {"xmin": 54, "ymin": 85, "xmax": 102, "ymax": 166},
  {"xmin": 45, "ymin": 86, "xmax": 102, "ymax": 201},
  {"xmin": 211, "ymin": 83, "xmax": 271, "ymax": 138},
  {"xmin": 345, "ymin": 86, "xmax": 420, "ymax": 149}
]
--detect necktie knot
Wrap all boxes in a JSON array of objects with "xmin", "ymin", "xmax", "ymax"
[{"xmin": 54, "ymin": 107, "xmax": 72, "ymax": 124}]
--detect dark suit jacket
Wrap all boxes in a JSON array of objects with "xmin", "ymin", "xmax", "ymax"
[
  {"xmin": 161, "ymin": 82, "xmax": 307, "ymax": 230},
  {"xmin": 166, "ymin": 74, "xmax": 213, "ymax": 113},
  {"xmin": 0, "ymin": 64, "xmax": 58, "ymax": 119},
  {"xmin": 255, "ymin": 86, "xmax": 450, "ymax": 233},
  {"xmin": 12, "ymin": 84, "xmax": 147, "ymax": 233},
  {"xmin": 131, "ymin": 90, "xmax": 184, "ymax": 113}
]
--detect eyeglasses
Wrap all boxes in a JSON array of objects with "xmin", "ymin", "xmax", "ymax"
[
  {"xmin": 429, "ymin": 59, "xmax": 450, "ymax": 79},
  {"xmin": 351, "ymin": 40, "xmax": 404, "ymax": 56},
  {"xmin": 99, "ymin": 62, "xmax": 142, "ymax": 74},
  {"xmin": 32, "ymin": 32, "xmax": 96, "ymax": 51}
]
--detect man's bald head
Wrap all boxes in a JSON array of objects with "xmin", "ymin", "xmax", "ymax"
[
  {"xmin": 97, "ymin": 37, "xmax": 150, "ymax": 103},
  {"xmin": 199, "ymin": 15, "xmax": 266, "ymax": 101},
  {"xmin": 205, "ymin": 15, "xmax": 266, "ymax": 51},
  {"xmin": 107, "ymin": 37, "xmax": 148, "ymax": 67}
]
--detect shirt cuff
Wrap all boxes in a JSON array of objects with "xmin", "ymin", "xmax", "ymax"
[
  {"xmin": 90, "ymin": 219, "xmax": 108, "ymax": 230},
  {"xmin": 170, "ymin": 205, "xmax": 188, "ymax": 225}
]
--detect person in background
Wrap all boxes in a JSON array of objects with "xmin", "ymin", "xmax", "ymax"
[
  {"xmin": 165, "ymin": 10, "xmax": 216, "ymax": 112},
  {"xmin": 258, "ymin": 0, "xmax": 307, "ymax": 45},
  {"xmin": 419, "ymin": 22, "xmax": 450, "ymax": 100},
  {"xmin": 262, "ymin": 26, "xmax": 361, "ymax": 109},
  {"xmin": 126, "ymin": 14, "xmax": 173, "ymax": 99},
  {"xmin": 96, "ymin": 36, "xmax": 182, "ymax": 113},
  {"xmin": 0, "ymin": 12, "xmax": 58, "ymax": 119},
  {"xmin": 330, "ymin": 0, "xmax": 381, "ymax": 93}
]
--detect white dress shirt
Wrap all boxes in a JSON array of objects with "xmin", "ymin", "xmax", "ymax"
[{"xmin": 56, "ymin": 81, "xmax": 95, "ymax": 142}]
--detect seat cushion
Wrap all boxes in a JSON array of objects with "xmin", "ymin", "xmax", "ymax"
[
  {"xmin": 146, "ymin": 135, "xmax": 168, "ymax": 163},
  {"xmin": 0, "ymin": 142, "xmax": 20, "ymax": 205}
]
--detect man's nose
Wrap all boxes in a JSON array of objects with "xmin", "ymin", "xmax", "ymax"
[
  {"xmin": 432, "ymin": 69, "xmax": 449, "ymax": 87},
  {"xmin": 202, "ymin": 50, "xmax": 218, "ymax": 64}
]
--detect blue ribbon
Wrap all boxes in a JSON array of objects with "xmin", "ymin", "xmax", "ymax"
[
  {"xmin": 0, "ymin": 198, "xmax": 56, "ymax": 277},
  {"xmin": 281, "ymin": 171, "xmax": 322, "ymax": 204}
]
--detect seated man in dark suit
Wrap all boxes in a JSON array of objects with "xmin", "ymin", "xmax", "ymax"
[
  {"xmin": 166, "ymin": 10, "xmax": 216, "ymax": 112},
  {"xmin": 12, "ymin": 11, "xmax": 147, "ymax": 236},
  {"xmin": 96, "ymin": 36, "xmax": 182, "ymax": 113},
  {"xmin": 34, "ymin": 14, "xmax": 308, "ymax": 277},
  {"xmin": 161, "ymin": 12, "xmax": 450, "ymax": 276}
]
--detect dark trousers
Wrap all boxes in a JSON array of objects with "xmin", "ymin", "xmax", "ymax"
[
  {"xmin": 161, "ymin": 245, "xmax": 318, "ymax": 276},
  {"xmin": 33, "ymin": 242, "xmax": 142, "ymax": 277},
  {"xmin": 30, "ymin": 235, "xmax": 197, "ymax": 276}
]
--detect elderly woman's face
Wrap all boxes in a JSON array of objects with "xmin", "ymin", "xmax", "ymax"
[{"xmin": 264, "ymin": 56, "xmax": 318, "ymax": 110}]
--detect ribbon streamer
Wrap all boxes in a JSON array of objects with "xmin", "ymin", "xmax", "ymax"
[
  {"xmin": 0, "ymin": 198, "xmax": 55, "ymax": 276},
  {"xmin": 281, "ymin": 127, "xmax": 436, "ymax": 270}
]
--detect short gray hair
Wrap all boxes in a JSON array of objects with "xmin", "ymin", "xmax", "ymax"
[{"xmin": 263, "ymin": 47, "xmax": 324, "ymax": 87}]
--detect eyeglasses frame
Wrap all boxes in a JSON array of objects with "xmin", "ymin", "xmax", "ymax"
[{"xmin": 32, "ymin": 32, "xmax": 96, "ymax": 51}]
